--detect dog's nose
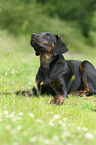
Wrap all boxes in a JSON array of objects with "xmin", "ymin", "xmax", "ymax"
[{"xmin": 32, "ymin": 33, "xmax": 36, "ymax": 37}]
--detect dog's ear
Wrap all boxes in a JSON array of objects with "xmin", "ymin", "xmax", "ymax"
[
  {"xmin": 35, "ymin": 52, "xmax": 40, "ymax": 56},
  {"xmin": 53, "ymin": 35, "xmax": 68, "ymax": 56}
]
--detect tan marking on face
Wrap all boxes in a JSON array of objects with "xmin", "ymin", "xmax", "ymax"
[
  {"xmin": 52, "ymin": 43, "xmax": 55, "ymax": 48},
  {"xmin": 43, "ymin": 39, "xmax": 48, "ymax": 44}
]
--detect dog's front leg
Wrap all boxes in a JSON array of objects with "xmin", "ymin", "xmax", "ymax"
[
  {"xmin": 16, "ymin": 87, "xmax": 38, "ymax": 97},
  {"xmin": 16, "ymin": 79, "xmax": 41, "ymax": 97},
  {"xmin": 49, "ymin": 80, "xmax": 67, "ymax": 105}
]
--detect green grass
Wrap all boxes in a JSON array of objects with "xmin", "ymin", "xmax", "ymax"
[{"xmin": 0, "ymin": 30, "xmax": 96, "ymax": 145}]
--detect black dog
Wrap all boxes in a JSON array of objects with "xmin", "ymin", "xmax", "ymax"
[{"xmin": 17, "ymin": 32, "xmax": 96, "ymax": 105}]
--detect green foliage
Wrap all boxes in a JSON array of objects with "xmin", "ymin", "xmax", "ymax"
[
  {"xmin": 0, "ymin": 0, "xmax": 96, "ymax": 47},
  {"xmin": 0, "ymin": 0, "xmax": 52, "ymax": 34},
  {"xmin": 37, "ymin": 0, "xmax": 96, "ymax": 38}
]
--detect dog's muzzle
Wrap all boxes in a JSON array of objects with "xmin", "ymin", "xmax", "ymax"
[{"xmin": 30, "ymin": 33, "xmax": 36, "ymax": 46}]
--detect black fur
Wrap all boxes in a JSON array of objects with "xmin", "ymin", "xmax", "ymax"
[{"xmin": 17, "ymin": 32, "xmax": 96, "ymax": 105}]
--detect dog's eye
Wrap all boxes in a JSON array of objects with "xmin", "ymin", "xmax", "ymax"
[{"xmin": 45, "ymin": 34, "xmax": 51, "ymax": 39}]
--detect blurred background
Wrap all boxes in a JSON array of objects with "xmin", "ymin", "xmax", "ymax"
[{"xmin": 0, "ymin": 0, "xmax": 96, "ymax": 56}]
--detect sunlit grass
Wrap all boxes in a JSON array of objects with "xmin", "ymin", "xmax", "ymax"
[{"xmin": 0, "ymin": 31, "xmax": 96, "ymax": 145}]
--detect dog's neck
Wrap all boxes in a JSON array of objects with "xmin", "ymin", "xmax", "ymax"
[{"xmin": 40, "ymin": 53, "xmax": 53, "ymax": 69}]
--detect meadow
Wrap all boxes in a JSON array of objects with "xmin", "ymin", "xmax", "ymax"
[{"xmin": 0, "ymin": 30, "xmax": 96, "ymax": 145}]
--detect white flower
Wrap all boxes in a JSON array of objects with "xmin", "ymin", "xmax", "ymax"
[
  {"xmin": 62, "ymin": 123, "xmax": 67, "ymax": 128},
  {"xmin": 5, "ymin": 125, "xmax": 11, "ymax": 131},
  {"xmin": 63, "ymin": 118, "xmax": 67, "ymax": 122},
  {"xmin": 83, "ymin": 127, "xmax": 88, "ymax": 132},
  {"xmin": 29, "ymin": 82, "xmax": 31, "ymax": 84},
  {"xmin": 64, "ymin": 132, "xmax": 71, "ymax": 138},
  {"xmin": 16, "ymin": 116, "xmax": 21, "ymax": 120},
  {"xmin": 77, "ymin": 126, "xmax": 82, "ymax": 133},
  {"xmin": 72, "ymin": 123, "xmax": 75, "ymax": 126},
  {"xmin": 10, "ymin": 129, "xmax": 16, "ymax": 135},
  {"xmin": 49, "ymin": 120, "xmax": 54, "ymax": 126},
  {"xmin": 44, "ymin": 139, "xmax": 52, "ymax": 145},
  {"xmin": 9, "ymin": 113, "xmax": 15, "ymax": 119},
  {"xmin": 12, "ymin": 118, "xmax": 16, "ymax": 122},
  {"xmin": 29, "ymin": 113, "xmax": 34, "ymax": 118},
  {"xmin": 68, "ymin": 123, "xmax": 71, "ymax": 127},
  {"xmin": 85, "ymin": 132, "xmax": 94, "ymax": 142},
  {"xmin": 52, "ymin": 135, "xmax": 58, "ymax": 141},
  {"xmin": 53, "ymin": 114, "xmax": 59, "ymax": 119},
  {"xmin": 3, "ymin": 110, "xmax": 9, "ymax": 115},
  {"xmin": 19, "ymin": 112, "xmax": 23, "ymax": 116},
  {"xmin": 30, "ymin": 136, "xmax": 37, "ymax": 142},
  {"xmin": 17, "ymin": 125, "xmax": 22, "ymax": 130},
  {"xmin": 5, "ymin": 115, "xmax": 9, "ymax": 118},
  {"xmin": 94, "ymin": 130, "xmax": 96, "ymax": 134},
  {"xmin": 0, "ymin": 118, "xmax": 3, "ymax": 122},
  {"xmin": 58, "ymin": 120, "xmax": 62, "ymax": 124},
  {"xmin": 67, "ymin": 143, "xmax": 72, "ymax": 145},
  {"xmin": 36, "ymin": 119, "xmax": 43, "ymax": 124},
  {"xmin": 13, "ymin": 142, "xmax": 19, "ymax": 145}
]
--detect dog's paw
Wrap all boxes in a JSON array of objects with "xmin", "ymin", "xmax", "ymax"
[{"xmin": 50, "ymin": 95, "xmax": 64, "ymax": 105}]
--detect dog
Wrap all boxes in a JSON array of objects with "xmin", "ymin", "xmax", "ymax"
[{"xmin": 17, "ymin": 32, "xmax": 96, "ymax": 105}]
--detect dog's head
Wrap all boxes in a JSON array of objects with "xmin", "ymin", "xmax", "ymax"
[{"xmin": 30, "ymin": 32, "xmax": 68, "ymax": 56}]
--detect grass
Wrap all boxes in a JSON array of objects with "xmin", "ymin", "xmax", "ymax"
[{"xmin": 0, "ymin": 30, "xmax": 96, "ymax": 145}]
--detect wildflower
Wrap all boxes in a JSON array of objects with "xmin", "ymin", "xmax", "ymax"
[
  {"xmin": 29, "ymin": 82, "xmax": 31, "ymax": 84},
  {"xmin": 19, "ymin": 112, "xmax": 23, "ymax": 116},
  {"xmin": 10, "ymin": 129, "xmax": 16, "ymax": 135},
  {"xmin": 36, "ymin": 119, "xmax": 43, "ymax": 124},
  {"xmin": 53, "ymin": 114, "xmax": 59, "ymax": 119},
  {"xmin": 72, "ymin": 123, "xmax": 75, "ymax": 126},
  {"xmin": 53, "ymin": 135, "xmax": 58, "ymax": 141},
  {"xmin": 64, "ymin": 132, "xmax": 71, "ymax": 138},
  {"xmin": 63, "ymin": 118, "xmax": 67, "ymax": 122},
  {"xmin": 5, "ymin": 125, "xmax": 11, "ymax": 131},
  {"xmin": 68, "ymin": 123, "xmax": 71, "ymax": 127},
  {"xmin": 94, "ymin": 130, "xmax": 96, "ymax": 134},
  {"xmin": 9, "ymin": 112, "xmax": 15, "ymax": 119},
  {"xmin": 5, "ymin": 71, "xmax": 7, "ymax": 77},
  {"xmin": 77, "ymin": 126, "xmax": 82, "ymax": 133},
  {"xmin": 83, "ymin": 127, "xmax": 88, "ymax": 132},
  {"xmin": 58, "ymin": 120, "xmax": 63, "ymax": 124},
  {"xmin": 12, "ymin": 118, "xmax": 16, "ymax": 122},
  {"xmin": 13, "ymin": 142, "xmax": 19, "ymax": 145},
  {"xmin": 30, "ymin": 136, "xmax": 37, "ymax": 142},
  {"xmin": 44, "ymin": 139, "xmax": 52, "ymax": 145},
  {"xmin": 0, "ymin": 118, "xmax": 3, "ymax": 122},
  {"xmin": 17, "ymin": 125, "xmax": 22, "ymax": 130},
  {"xmin": 49, "ymin": 120, "xmax": 54, "ymax": 126},
  {"xmin": 29, "ymin": 113, "xmax": 34, "ymax": 118},
  {"xmin": 16, "ymin": 116, "xmax": 21, "ymax": 120},
  {"xmin": 3, "ymin": 110, "xmax": 9, "ymax": 115},
  {"xmin": 67, "ymin": 143, "xmax": 72, "ymax": 145},
  {"xmin": 62, "ymin": 123, "xmax": 67, "ymax": 128},
  {"xmin": 85, "ymin": 132, "xmax": 94, "ymax": 142},
  {"xmin": 78, "ymin": 134, "xmax": 83, "ymax": 139}
]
